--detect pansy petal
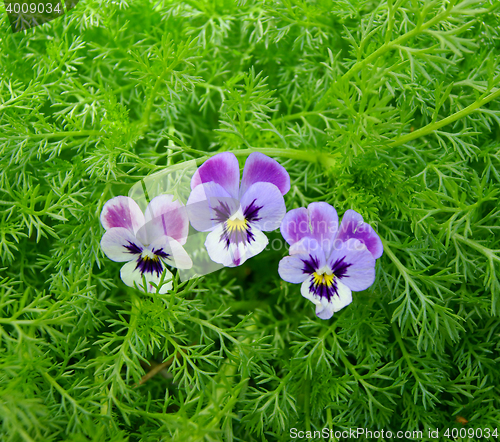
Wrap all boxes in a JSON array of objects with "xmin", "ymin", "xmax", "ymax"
[
  {"xmin": 205, "ymin": 223, "xmax": 268, "ymax": 267},
  {"xmin": 300, "ymin": 275, "xmax": 352, "ymax": 319},
  {"xmin": 316, "ymin": 280, "xmax": 352, "ymax": 319},
  {"xmin": 300, "ymin": 275, "xmax": 323, "ymax": 304},
  {"xmin": 240, "ymin": 182, "xmax": 286, "ymax": 232},
  {"xmin": 328, "ymin": 238, "xmax": 375, "ymax": 292},
  {"xmin": 100, "ymin": 227, "xmax": 143, "ymax": 262},
  {"xmin": 308, "ymin": 202, "xmax": 339, "ymax": 255},
  {"xmin": 100, "ymin": 196, "xmax": 145, "ymax": 234},
  {"xmin": 240, "ymin": 152, "xmax": 290, "ymax": 197},
  {"xmin": 187, "ymin": 182, "xmax": 239, "ymax": 232},
  {"xmin": 278, "ymin": 255, "xmax": 311, "ymax": 284},
  {"xmin": 279, "ymin": 237, "xmax": 326, "ymax": 283},
  {"xmin": 148, "ymin": 235, "xmax": 193, "ymax": 270},
  {"xmin": 280, "ymin": 207, "xmax": 310, "ymax": 246},
  {"xmin": 336, "ymin": 209, "xmax": 383, "ymax": 259},
  {"xmin": 141, "ymin": 195, "xmax": 189, "ymax": 245},
  {"xmin": 120, "ymin": 260, "xmax": 173, "ymax": 294},
  {"xmin": 289, "ymin": 236, "xmax": 325, "ymax": 260},
  {"xmin": 191, "ymin": 152, "xmax": 240, "ymax": 198},
  {"xmin": 316, "ymin": 304, "xmax": 334, "ymax": 320}
]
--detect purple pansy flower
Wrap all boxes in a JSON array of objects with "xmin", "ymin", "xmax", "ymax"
[
  {"xmin": 278, "ymin": 203, "xmax": 383, "ymax": 319},
  {"xmin": 100, "ymin": 195, "xmax": 192, "ymax": 293},
  {"xmin": 186, "ymin": 152, "xmax": 290, "ymax": 267}
]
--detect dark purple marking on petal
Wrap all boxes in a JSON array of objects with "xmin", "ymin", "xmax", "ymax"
[
  {"xmin": 330, "ymin": 257, "xmax": 352, "ymax": 280},
  {"xmin": 212, "ymin": 199, "xmax": 264, "ymax": 250},
  {"xmin": 212, "ymin": 201, "xmax": 235, "ymax": 224},
  {"xmin": 304, "ymin": 255, "xmax": 352, "ymax": 302},
  {"xmin": 301, "ymin": 254, "xmax": 320, "ymax": 276},
  {"xmin": 135, "ymin": 255, "xmax": 165, "ymax": 278},
  {"xmin": 243, "ymin": 198, "xmax": 262, "ymax": 223},
  {"xmin": 152, "ymin": 247, "xmax": 170, "ymax": 260},
  {"xmin": 309, "ymin": 279, "xmax": 338, "ymax": 302},
  {"xmin": 124, "ymin": 241, "xmax": 142, "ymax": 255},
  {"xmin": 219, "ymin": 221, "xmax": 256, "ymax": 249}
]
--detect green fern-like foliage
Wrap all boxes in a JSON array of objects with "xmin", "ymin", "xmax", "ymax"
[{"xmin": 1, "ymin": 0, "xmax": 500, "ymax": 440}]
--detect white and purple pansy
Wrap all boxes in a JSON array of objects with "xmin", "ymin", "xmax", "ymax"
[
  {"xmin": 278, "ymin": 203, "xmax": 383, "ymax": 320},
  {"xmin": 186, "ymin": 152, "xmax": 290, "ymax": 267},
  {"xmin": 100, "ymin": 195, "xmax": 192, "ymax": 293}
]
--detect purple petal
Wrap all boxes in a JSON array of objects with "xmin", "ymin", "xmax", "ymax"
[
  {"xmin": 308, "ymin": 202, "xmax": 338, "ymax": 255},
  {"xmin": 120, "ymin": 260, "xmax": 173, "ymax": 294},
  {"xmin": 100, "ymin": 196, "xmax": 145, "ymax": 235},
  {"xmin": 279, "ymin": 237, "xmax": 326, "ymax": 282},
  {"xmin": 280, "ymin": 203, "xmax": 339, "ymax": 250},
  {"xmin": 328, "ymin": 238, "xmax": 375, "ymax": 291},
  {"xmin": 240, "ymin": 182, "xmax": 286, "ymax": 232},
  {"xmin": 289, "ymin": 236, "xmax": 325, "ymax": 257},
  {"xmin": 239, "ymin": 152, "xmax": 290, "ymax": 197},
  {"xmin": 191, "ymin": 152, "xmax": 240, "ymax": 198},
  {"xmin": 278, "ymin": 255, "xmax": 310, "ymax": 284},
  {"xmin": 280, "ymin": 207, "xmax": 309, "ymax": 246},
  {"xmin": 336, "ymin": 209, "xmax": 383, "ymax": 259},
  {"xmin": 101, "ymin": 227, "xmax": 143, "ymax": 262},
  {"xmin": 141, "ymin": 195, "xmax": 189, "ymax": 245},
  {"xmin": 205, "ymin": 223, "xmax": 268, "ymax": 267},
  {"xmin": 187, "ymin": 182, "xmax": 239, "ymax": 232}
]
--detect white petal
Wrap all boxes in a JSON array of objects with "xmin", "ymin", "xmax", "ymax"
[
  {"xmin": 300, "ymin": 275, "xmax": 352, "ymax": 320},
  {"xmin": 100, "ymin": 227, "xmax": 143, "ymax": 262},
  {"xmin": 278, "ymin": 255, "xmax": 310, "ymax": 284},
  {"xmin": 330, "ymin": 279, "xmax": 352, "ymax": 312},
  {"xmin": 300, "ymin": 275, "xmax": 323, "ymax": 304},
  {"xmin": 120, "ymin": 260, "xmax": 173, "ymax": 294},
  {"xmin": 204, "ymin": 223, "xmax": 268, "ymax": 267}
]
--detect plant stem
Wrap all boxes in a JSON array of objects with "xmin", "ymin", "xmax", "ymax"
[
  {"xmin": 3, "ymin": 130, "xmax": 102, "ymax": 140},
  {"xmin": 143, "ymin": 146, "xmax": 338, "ymax": 181},
  {"xmin": 315, "ymin": 3, "xmax": 455, "ymax": 112},
  {"xmin": 391, "ymin": 323, "xmax": 421, "ymax": 383},
  {"xmin": 389, "ymin": 88, "xmax": 500, "ymax": 147}
]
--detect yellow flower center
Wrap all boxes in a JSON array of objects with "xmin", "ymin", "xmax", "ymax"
[
  {"xmin": 313, "ymin": 272, "xmax": 335, "ymax": 286},
  {"xmin": 226, "ymin": 217, "xmax": 248, "ymax": 232},
  {"xmin": 141, "ymin": 250, "xmax": 160, "ymax": 262}
]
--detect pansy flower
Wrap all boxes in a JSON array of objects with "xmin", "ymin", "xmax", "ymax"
[
  {"xmin": 186, "ymin": 152, "xmax": 290, "ymax": 267},
  {"xmin": 278, "ymin": 203, "xmax": 383, "ymax": 319},
  {"xmin": 100, "ymin": 195, "xmax": 192, "ymax": 293}
]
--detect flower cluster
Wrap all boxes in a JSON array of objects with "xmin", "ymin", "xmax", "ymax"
[
  {"xmin": 186, "ymin": 152, "xmax": 290, "ymax": 267},
  {"xmin": 100, "ymin": 153, "xmax": 382, "ymax": 319},
  {"xmin": 100, "ymin": 195, "xmax": 192, "ymax": 293},
  {"xmin": 279, "ymin": 203, "xmax": 383, "ymax": 319}
]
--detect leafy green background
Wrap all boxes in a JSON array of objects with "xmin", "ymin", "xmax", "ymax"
[{"xmin": 1, "ymin": 0, "xmax": 500, "ymax": 440}]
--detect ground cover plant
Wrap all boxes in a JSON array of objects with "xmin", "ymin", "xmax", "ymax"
[{"xmin": 1, "ymin": 0, "xmax": 500, "ymax": 440}]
